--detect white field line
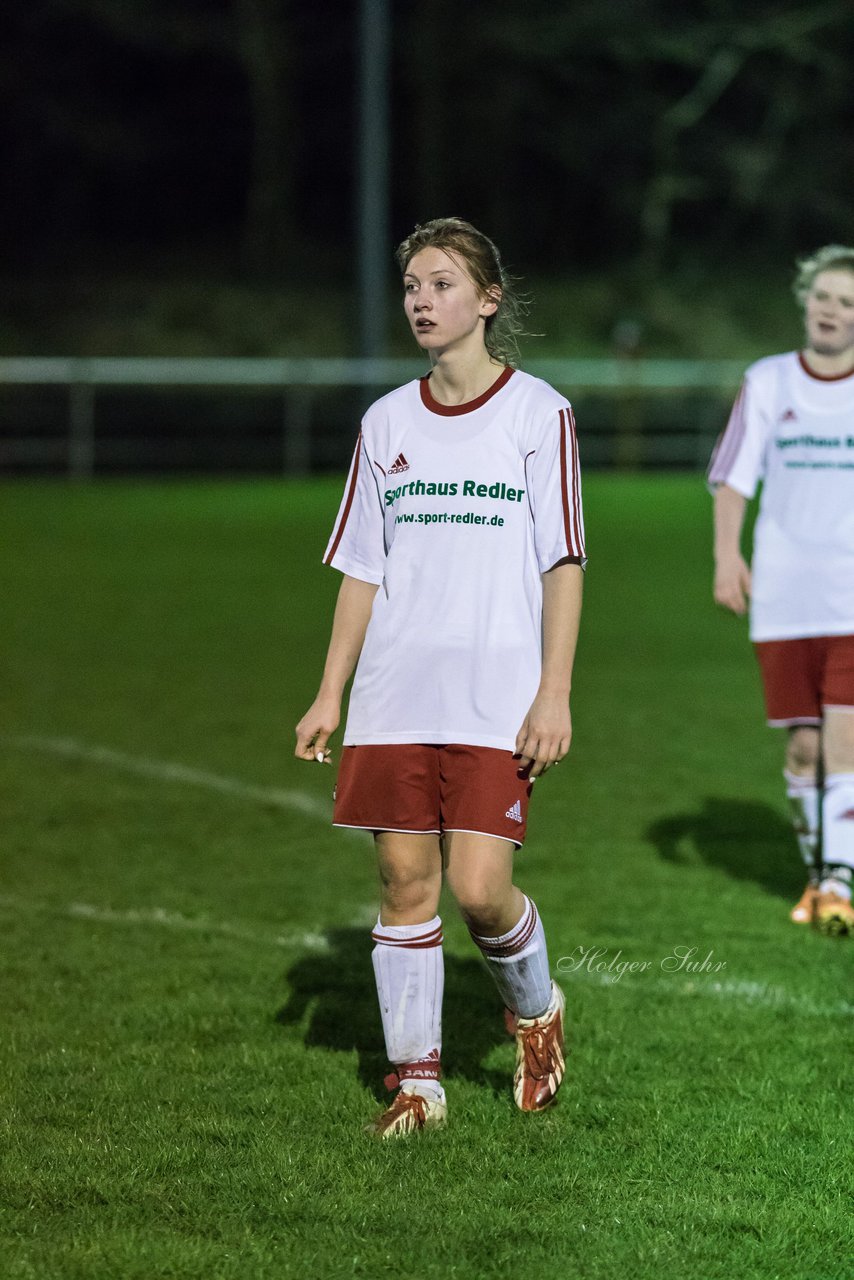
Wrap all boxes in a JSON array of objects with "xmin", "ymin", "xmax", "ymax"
[
  {"xmin": 561, "ymin": 963, "xmax": 853, "ymax": 1019},
  {"xmin": 0, "ymin": 893, "xmax": 332, "ymax": 953},
  {"xmin": 0, "ymin": 732, "xmax": 336, "ymax": 823}
]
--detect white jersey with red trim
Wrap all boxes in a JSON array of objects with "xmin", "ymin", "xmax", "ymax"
[
  {"xmin": 324, "ymin": 367, "xmax": 586, "ymax": 750},
  {"xmin": 708, "ymin": 351, "xmax": 854, "ymax": 641}
]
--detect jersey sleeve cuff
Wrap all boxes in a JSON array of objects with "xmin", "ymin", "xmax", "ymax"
[
  {"xmin": 323, "ymin": 552, "xmax": 384, "ymax": 586},
  {"xmin": 706, "ymin": 476, "xmax": 756, "ymax": 500},
  {"xmin": 537, "ymin": 547, "xmax": 587, "ymax": 574}
]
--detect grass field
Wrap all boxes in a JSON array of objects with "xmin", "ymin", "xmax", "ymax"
[{"xmin": 1, "ymin": 475, "xmax": 850, "ymax": 1280}]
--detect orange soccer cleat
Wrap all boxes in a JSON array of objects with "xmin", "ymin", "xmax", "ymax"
[{"xmin": 790, "ymin": 882, "xmax": 819, "ymax": 924}]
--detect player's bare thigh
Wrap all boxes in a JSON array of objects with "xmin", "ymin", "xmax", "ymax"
[
  {"xmin": 823, "ymin": 707, "xmax": 854, "ymax": 774},
  {"xmin": 442, "ymin": 831, "xmax": 525, "ymax": 937},
  {"xmin": 376, "ymin": 831, "xmax": 443, "ymax": 925}
]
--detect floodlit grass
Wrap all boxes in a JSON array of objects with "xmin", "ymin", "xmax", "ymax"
[{"xmin": 0, "ymin": 476, "xmax": 849, "ymax": 1280}]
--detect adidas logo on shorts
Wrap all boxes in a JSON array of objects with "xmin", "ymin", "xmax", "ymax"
[{"xmin": 505, "ymin": 799, "xmax": 523, "ymax": 822}]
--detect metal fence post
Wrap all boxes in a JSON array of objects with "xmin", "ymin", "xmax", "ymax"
[
  {"xmin": 68, "ymin": 379, "xmax": 95, "ymax": 480},
  {"xmin": 283, "ymin": 387, "xmax": 311, "ymax": 475}
]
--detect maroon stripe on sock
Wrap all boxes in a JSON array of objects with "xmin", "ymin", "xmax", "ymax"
[
  {"xmin": 470, "ymin": 901, "xmax": 539, "ymax": 958},
  {"xmin": 371, "ymin": 924, "xmax": 444, "ymax": 949}
]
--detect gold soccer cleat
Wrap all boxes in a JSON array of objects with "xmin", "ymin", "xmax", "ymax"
[
  {"xmin": 365, "ymin": 1085, "xmax": 447, "ymax": 1139},
  {"xmin": 512, "ymin": 981, "xmax": 566, "ymax": 1112},
  {"xmin": 812, "ymin": 889, "xmax": 854, "ymax": 938}
]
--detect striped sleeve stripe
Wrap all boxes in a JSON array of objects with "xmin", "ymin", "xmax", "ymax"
[
  {"xmin": 371, "ymin": 923, "xmax": 444, "ymax": 949},
  {"xmin": 708, "ymin": 383, "xmax": 746, "ymax": 483},
  {"xmin": 323, "ymin": 432, "xmax": 362, "ymax": 565},
  {"xmin": 559, "ymin": 407, "xmax": 585, "ymax": 557}
]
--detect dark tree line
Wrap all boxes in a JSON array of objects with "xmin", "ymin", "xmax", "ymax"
[{"xmin": 1, "ymin": 0, "xmax": 852, "ymax": 281}]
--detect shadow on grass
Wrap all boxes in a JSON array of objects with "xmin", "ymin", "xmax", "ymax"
[
  {"xmin": 647, "ymin": 796, "xmax": 803, "ymax": 900},
  {"xmin": 276, "ymin": 927, "xmax": 509, "ymax": 1098}
]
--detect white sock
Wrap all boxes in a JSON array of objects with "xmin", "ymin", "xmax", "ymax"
[
  {"xmin": 820, "ymin": 773, "xmax": 854, "ymax": 900},
  {"xmin": 469, "ymin": 895, "xmax": 552, "ymax": 1018},
  {"xmin": 371, "ymin": 916, "xmax": 443, "ymax": 1093},
  {"xmin": 784, "ymin": 769, "xmax": 820, "ymax": 879}
]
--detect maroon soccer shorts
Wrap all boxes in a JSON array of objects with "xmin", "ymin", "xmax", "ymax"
[
  {"xmin": 754, "ymin": 634, "xmax": 854, "ymax": 726},
  {"xmin": 332, "ymin": 743, "xmax": 535, "ymax": 847}
]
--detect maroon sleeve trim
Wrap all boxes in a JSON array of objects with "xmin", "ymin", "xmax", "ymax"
[
  {"xmin": 323, "ymin": 432, "xmax": 362, "ymax": 565},
  {"xmin": 559, "ymin": 407, "xmax": 584, "ymax": 556},
  {"xmin": 708, "ymin": 382, "xmax": 746, "ymax": 483}
]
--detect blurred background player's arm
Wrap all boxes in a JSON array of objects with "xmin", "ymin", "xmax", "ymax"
[
  {"xmin": 295, "ymin": 575, "xmax": 379, "ymax": 763},
  {"xmin": 713, "ymin": 484, "xmax": 752, "ymax": 615}
]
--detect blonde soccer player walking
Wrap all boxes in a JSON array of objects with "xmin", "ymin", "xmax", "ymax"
[
  {"xmin": 709, "ymin": 245, "xmax": 854, "ymax": 936},
  {"xmin": 295, "ymin": 218, "xmax": 585, "ymax": 1136}
]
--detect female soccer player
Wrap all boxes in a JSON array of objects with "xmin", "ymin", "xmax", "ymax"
[
  {"xmin": 709, "ymin": 244, "xmax": 854, "ymax": 937},
  {"xmin": 295, "ymin": 218, "xmax": 585, "ymax": 1136}
]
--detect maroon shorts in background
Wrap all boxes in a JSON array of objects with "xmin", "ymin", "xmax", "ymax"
[
  {"xmin": 332, "ymin": 743, "xmax": 534, "ymax": 847},
  {"xmin": 754, "ymin": 634, "xmax": 854, "ymax": 726}
]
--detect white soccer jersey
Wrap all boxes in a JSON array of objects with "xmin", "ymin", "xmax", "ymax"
[
  {"xmin": 708, "ymin": 351, "xmax": 854, "ymax": 641},
  {"xmin": 324, "ymin": 367, "xmax": 586, "ymax": 750}
]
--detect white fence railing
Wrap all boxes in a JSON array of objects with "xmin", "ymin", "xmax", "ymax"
[{"xmin": 0, "ymin": 356, "xmax": 746, "ymax": 476}]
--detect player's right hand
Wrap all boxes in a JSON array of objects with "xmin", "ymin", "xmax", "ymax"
[
  {"xmin": 294, "ymin": 695, "xmax": 340, "ymax": 764},
  {"xmin": 713, "ymin": 555, "xmax": 752, "ymax": 616}
]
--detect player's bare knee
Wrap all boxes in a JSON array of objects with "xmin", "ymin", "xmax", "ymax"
[
  {"xmin": 379, "ymin": 867, "xmax": 440, "ymax": 916},
  {"xmin": 452, "ymin": 886, "xmax": 510, "ymax": 937},
  {"xmin": 786, "ymin": 725, "xmax": 820, "ymax": 776}
]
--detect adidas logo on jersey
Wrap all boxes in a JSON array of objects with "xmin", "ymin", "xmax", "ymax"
[
  {"xmin": 505, "ymin": 799, "xmax": 523, "ymax": 822},
  {"xmin": 388, "ymin": 452, "xmax": 410, "ymax": 474},
  {"xmin": 779, "ymin": 408, "xmax": 798, "ymax": 422}
]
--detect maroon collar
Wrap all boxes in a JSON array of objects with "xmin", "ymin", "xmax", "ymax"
[
  {"xmin": 420, "ymin": 366, "xmax": 514, "ymax": 415},
  {"xmin": 798, "ymin": 351, "xmax": 854, "ymax": 382}
]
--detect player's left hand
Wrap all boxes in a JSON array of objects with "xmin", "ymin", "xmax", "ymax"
[
  {"xmin": 295, "ymin": 693, "xmax": 340, "ymax": 765},
  {"xmin": 514, "ymin": 692, "xmax": 572, "ymax": 779}
]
